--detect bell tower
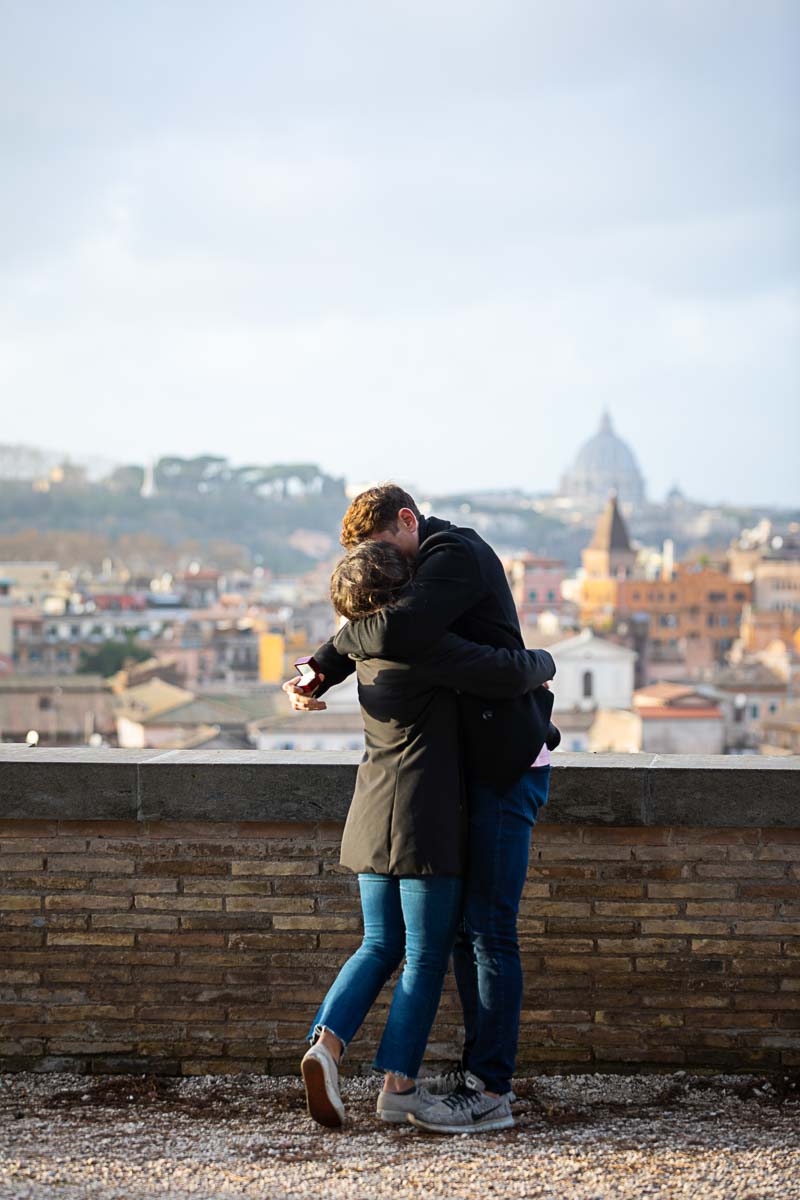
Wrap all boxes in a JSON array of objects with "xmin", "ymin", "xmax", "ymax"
[{"xmin": 582, "ymin": 492, "xmax": 636, "ymax": 580}]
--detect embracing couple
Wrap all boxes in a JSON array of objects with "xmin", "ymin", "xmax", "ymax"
[{"xmin": 283, "ymin": 484, "xmax": 558, "ymax": 1134}]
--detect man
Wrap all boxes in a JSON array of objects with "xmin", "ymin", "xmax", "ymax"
[{"xmin": 284, "ymin": 483, "xmax": 558, "ymax": 1133}]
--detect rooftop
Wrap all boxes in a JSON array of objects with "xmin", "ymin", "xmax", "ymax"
[
  {"xmin": 0, "ymin": 674, "xmax": 108, "ymax": 692},
  {"xmin": 113, "ymin": 678, "xmax": 194, "ymax": 722},
  {"xmin": 634, "ymin": 683, "xmax": 713, "ymax": 708},
  {"xmin": 712, "ymin": 662, "xmax": 788, "ymax": 691},
  {"xmin": 637, "ymin": 706, "xmax": 723, "ymax": 721},
  {"xmin": 252, "ymin": 711, "xmax": 365, "ymax": 734},
  {"xmin": 588, "ymin": 493, "xmax": 634, "ymax": 554},
  {"xmin": 147, "ymin": 693, "xmax": 278, "ymax": 727}
]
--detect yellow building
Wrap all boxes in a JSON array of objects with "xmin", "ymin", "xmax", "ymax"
[
  {"xmin": 258, "ymin": 633, "xmax": 286, "ymax": 684},
  {"xmin": 579, "ymin": 495, "xmax": 636, "ymax": 628}
]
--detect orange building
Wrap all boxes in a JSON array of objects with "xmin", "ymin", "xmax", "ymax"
[{"xmin": 616, "ymin": 567, "xmax": 752, "ymax": 668}]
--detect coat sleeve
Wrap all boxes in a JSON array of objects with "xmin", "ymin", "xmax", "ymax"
[
  {"xmin": 309, "ymin": 636, "xmax": 356, "ymax": 698},
  {"xmin": 408, "ymin": 633, "xmax": 556, "ymax": 699},
  {"xmin": 333, "ymin": 538, "xmax": 484, "ymax": 661}
]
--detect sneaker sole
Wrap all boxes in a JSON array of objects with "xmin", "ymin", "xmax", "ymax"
[
  {"xmin": 408, "ymin": 1113, "xmax": 515, "ymax": 1134},
  {"xmin": 377, "ymin": 1109, "xmax": 412, "ymax": 1124},
  {"xmin": 301, "ymin": 1057, "xmax": 344, "ymax": 1129}
]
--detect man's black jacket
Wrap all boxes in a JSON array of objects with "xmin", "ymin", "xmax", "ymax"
[
  {"xmin": 341, "ymin": 636, "xmax": 557, "ymax": 877},
  {"xmin": 314, "ymin": 515, "xmax": 557, "ymax": 793}
]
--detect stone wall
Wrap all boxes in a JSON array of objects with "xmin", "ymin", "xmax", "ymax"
[{"xmin": 1, "ymin": 747, "xmax": 799, "ymax": 1076}]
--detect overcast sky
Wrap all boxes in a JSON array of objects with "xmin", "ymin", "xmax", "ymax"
[{"xmin": 1, "ymin": 1, "xmax": 798, "ymax": 506}]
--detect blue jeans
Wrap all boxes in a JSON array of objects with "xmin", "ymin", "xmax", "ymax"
[
  {"xmin": 308, "ymin": 873, "xmax": 463, "ymax": 1080},
  {"xmin": 453, "ymin": 765, "xmax": 550, "ymax": 1094}
]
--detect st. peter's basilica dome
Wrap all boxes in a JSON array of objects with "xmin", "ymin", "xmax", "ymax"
[{"xmin": 559, "ymin": 411, "xmax": 646, "ymax": 507}]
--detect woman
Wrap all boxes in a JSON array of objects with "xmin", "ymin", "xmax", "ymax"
[{"xmin": 300, "ymin": 541, "xmax": 555, "ymax": 1129}]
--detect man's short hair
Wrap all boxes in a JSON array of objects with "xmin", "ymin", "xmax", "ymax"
[{"xmin": 340, "ymin": 483, "xmax": 421, "ymax": 549}]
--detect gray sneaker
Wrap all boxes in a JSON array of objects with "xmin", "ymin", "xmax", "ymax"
[
  {"xmin": 422, "ymin": 1065, "xmax": 516, "ymax": 1103},
  {"xmin": 376, "ymin": 1086, "xmax": 437, "ymax": 1124},
  {"xmin": 409, "ymin": 1072, "xmax": 514, "ymax": 1134}
]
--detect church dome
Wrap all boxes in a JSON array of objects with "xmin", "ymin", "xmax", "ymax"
[{"xmin": 560, "ymin": 412, "xmax": 646, "ymax": 506}]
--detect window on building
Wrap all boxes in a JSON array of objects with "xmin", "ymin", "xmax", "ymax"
[
  {"xmin": 38, "ymin": 696, "xmax": 52, "ymax": 710},
  {"xmin": 528, "ymin": 590, "xmax": 538, "ymax": 602},
  {"xmin": 750, "ymin": 704, "xmax": 760, "ymax": 719},
  {"xmin": 582, "ymin": 670, "xmax": 593, "ymax": 699},
  {"xmin": 769, "ymin": 702, "xmax": 778, "ymax": 714},
  {"xmin": 734, "ymin": 592, "xmax": 746, "ymax": 602},
  {"xmin": 707, "ymin": 614, "xmax": 715, "ymax": 627},
  {"xmin": 547, "ymin": 590, "xmax": 556, "ymax": 602}
]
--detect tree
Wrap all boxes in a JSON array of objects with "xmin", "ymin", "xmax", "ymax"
[
  {"xmin": 105, "ymin": 465, "xmax": 145, "ymax": 494},
  {"xmin": 78, "ymin": 635, "xmax": 150, "ymax": 677}
]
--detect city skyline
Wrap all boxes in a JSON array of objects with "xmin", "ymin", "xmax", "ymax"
[
  {"xmin": 2, "ymin": 2, "xmax": 798, "ymax": 506},
  {"xmin": 1, "ymin": 412, "xmax": 797, "ymax": 514}
]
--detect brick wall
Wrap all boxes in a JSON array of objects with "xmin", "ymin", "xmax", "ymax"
[{"xmin": 2, "ymin": 816, "xmax": 799, "ymax": 1075}]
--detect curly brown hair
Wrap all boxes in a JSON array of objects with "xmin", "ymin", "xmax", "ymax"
[
  {"xmin": 340, "ymin": 483, "xmax": 421, "ymax": 549},
  {"xmin": 330, "ymin": 541, "xmax": 414, "ymax": 621}
]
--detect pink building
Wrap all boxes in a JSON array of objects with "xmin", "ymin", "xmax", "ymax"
[{"xmin": 508, "ymin": 556, "xmax": 566, "ymax": 622}]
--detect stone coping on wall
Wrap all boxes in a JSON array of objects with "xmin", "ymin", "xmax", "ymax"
[{"xmin": 0, "ymin": 745, "xmax": 798, "ymax": 826}]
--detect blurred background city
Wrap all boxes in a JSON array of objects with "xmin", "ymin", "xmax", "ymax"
[
  {"xmin": 1, "ymin": 2, "xmax": 797, "ymax": 756},
  {"xmin": 0, "ymin": 417, "xmax": 797, "ymax": 757}
]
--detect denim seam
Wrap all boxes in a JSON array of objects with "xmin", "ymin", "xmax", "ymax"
[
  {"xmin": 484, "ymin": 795, "xmax": 507, "ymax": 1094},
  {"xmin": 373, "ymin": 1061, "xmax": 416, "ymax": 1080},
  {"xmin": 372, "ymin": 876, "xmax": 461, "ymax": 1084}
]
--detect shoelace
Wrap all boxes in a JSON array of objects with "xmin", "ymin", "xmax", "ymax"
[
  {"xmin": 442, "ymin": 1085, "xmax": 483, "ymax": 1112},
  {"xmin": 436, "ymin": 1067, "xmax": 465, "ymax": 1091}
]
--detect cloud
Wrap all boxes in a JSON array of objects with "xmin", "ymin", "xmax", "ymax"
[{"xmin": 0, "ymin": 0, "xmax": 797, "ymax": 506}]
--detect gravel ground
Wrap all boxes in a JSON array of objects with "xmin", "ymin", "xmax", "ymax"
[{"xmin": 1, "ymin": 1070, "xmax": 799, "ymax": 1200}]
